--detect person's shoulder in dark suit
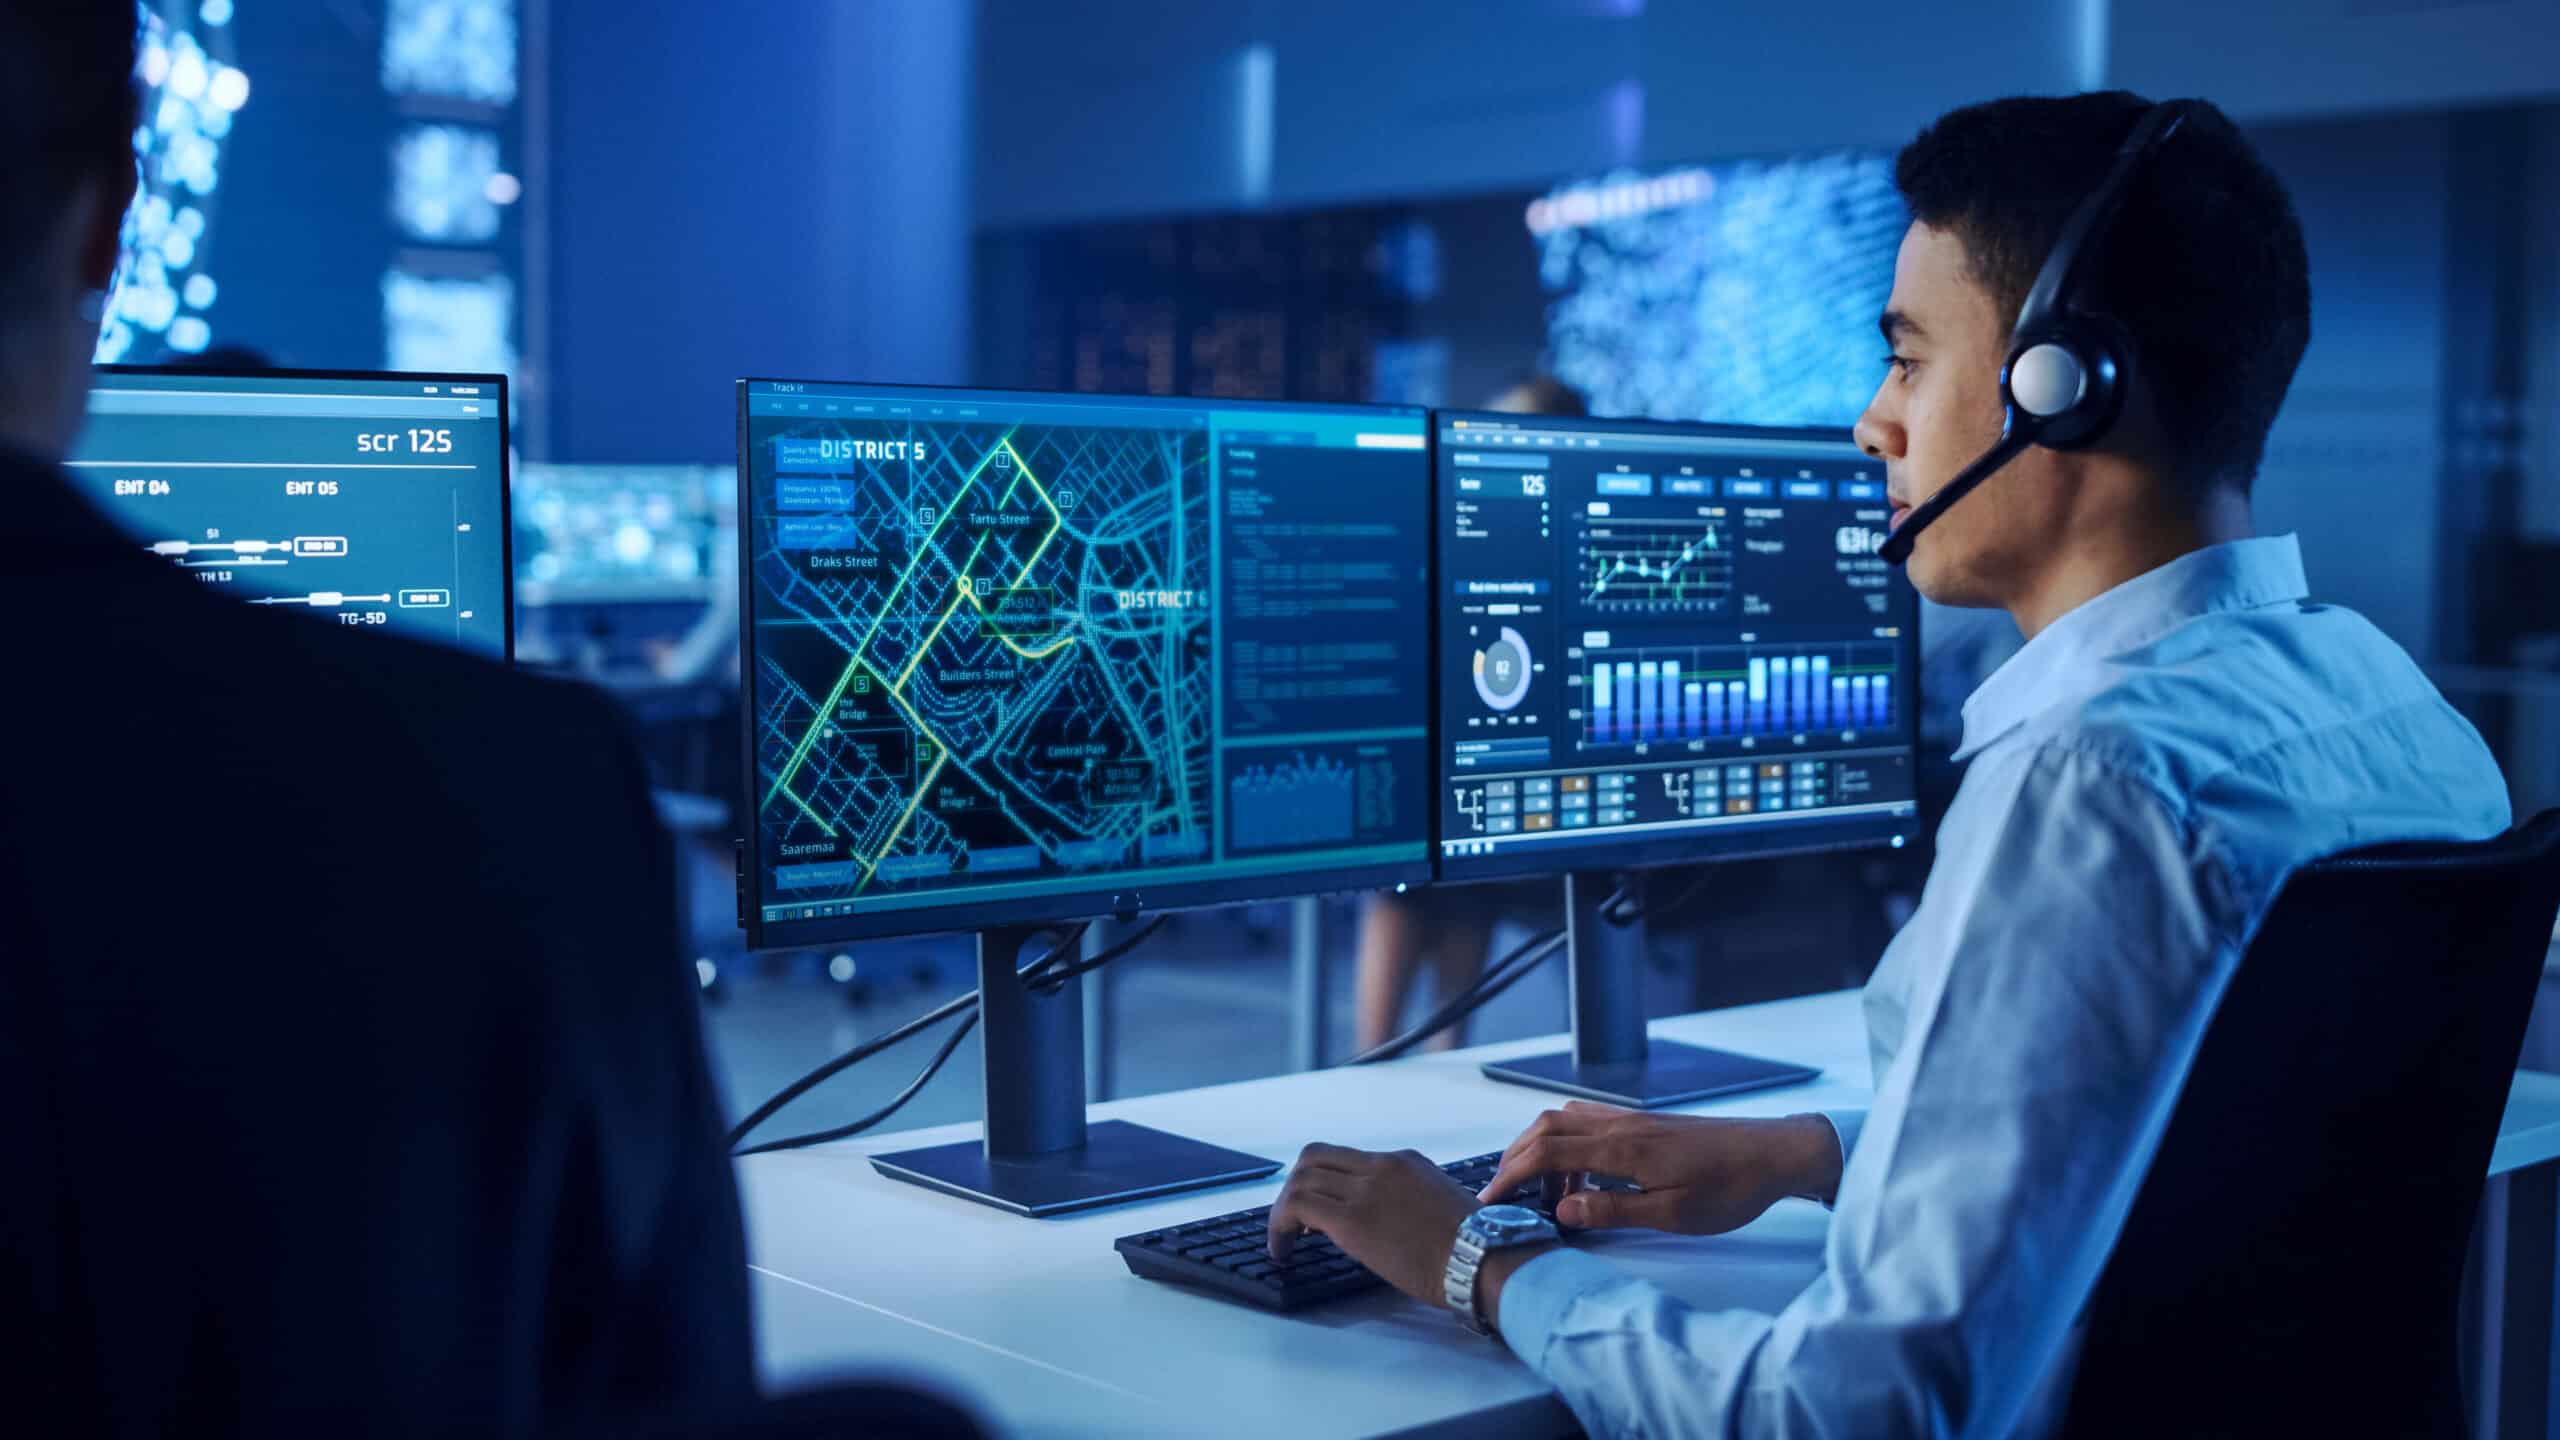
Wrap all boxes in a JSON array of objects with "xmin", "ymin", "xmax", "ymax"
[{"xmin": 0, "ymin": 451, "xmax": 755, "ymax": 1436}]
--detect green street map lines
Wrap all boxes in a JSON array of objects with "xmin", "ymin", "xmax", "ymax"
[{"xmin": 753, "ymin": 421, "xmax": 1213, "ymax": 899}]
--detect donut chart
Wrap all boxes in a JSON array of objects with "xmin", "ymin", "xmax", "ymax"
[{"xmin": 1471, "ymin": 626, "xmax": 1533, "ymax": 712}]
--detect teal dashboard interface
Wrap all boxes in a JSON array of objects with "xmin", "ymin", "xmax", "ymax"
[
  {"xmin": 741, "ymin": 380, "xmax": 1432, "ymax": 943},
  {"xmin": 68, "ymin": 368, "xmax": 511, "ymax": 658},
  {"xmin": 1436, "ymin": 411, "xmax": 1919, "ymax": 879}
]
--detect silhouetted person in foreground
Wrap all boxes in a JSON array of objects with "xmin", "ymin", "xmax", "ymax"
[{"xmin": 1, "ymin": 7, "xmax": 755, "ymax": 1434}]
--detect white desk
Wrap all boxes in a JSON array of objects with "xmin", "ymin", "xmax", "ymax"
[{"xmin": 742, "ymin": 989, "xmax": 2560, "ymax": 1440}]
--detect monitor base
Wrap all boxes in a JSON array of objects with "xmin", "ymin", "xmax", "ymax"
[
  {"xmin": 1480, "ymin": 1040, "xmax": 1817, "ymax": 1110},
  {"xmin": 871, "ymin": 1119, "xmax": 1280, "ymax": 1218}
]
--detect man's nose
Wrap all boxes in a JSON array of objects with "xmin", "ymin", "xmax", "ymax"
[{"xmin": 1853, "ymin": 389, "xmax": 1903, "ymax": 462}]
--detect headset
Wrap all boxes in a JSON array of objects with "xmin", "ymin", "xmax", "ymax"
[{"xmin": 1878, "ymin": 99, "xmax": 2200, "ymax": 567}]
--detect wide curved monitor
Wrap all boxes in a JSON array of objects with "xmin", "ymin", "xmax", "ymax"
[
  {"xmin": 739, "ymin": 379, "xmax": 1433, "ymax": 947},
  {"xmin": 1435, "ymin": 410, "xmax": 1919, "ymax": 880}
]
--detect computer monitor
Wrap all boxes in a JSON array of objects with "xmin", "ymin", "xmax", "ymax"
[
  {"xmin": 512, "ymin": 463, "xmax": 739, "ymax": 683},
  {"xmin": 513, "ymin": 463, "xmax": 736, "ymax": 607},
  {"xmin": 737, "ymin": 377, "xmax": 1434, "ymax": 1213},
  {"xmin": 68, "ymin": 366, "xmax": 512, "ymax": 659},
  {"xmin": 738, "ymin": 380, "xmax": 1432, "ymax": 946},
  {"xmin": 1434, "ymin": 409, "xmax": 1920, "ymax": 1105},
  {"xmin": 1437, "ymin": 411, "xmax": 1918, "ymax": 876}
]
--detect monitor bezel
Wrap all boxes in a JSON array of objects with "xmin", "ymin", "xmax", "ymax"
[
  {"xmin": 1427, "ymin": 408, "xmax": 1922, "ymax": 882},
  {"xmin": 89, "ymin": 363, "xmax": 516, "ymax": 664},
  {"xmin": 734, "ymin": 376, "xmax": 1435, "ymax": 950}
]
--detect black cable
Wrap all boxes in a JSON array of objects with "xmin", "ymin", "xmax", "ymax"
[
  {"xmin": 1027, "ymin": 914, "xmax": 1170, "ymax": 994},
  {"xmin": 723, "ymin": 989, "xmax": 974, "ymax": 1149},
  {"xmin": 1025, "ymin": 921, "xmax": 1093, "ymax": 977},
  {"xmin": 733, "ymin": 915, "xmax": 1169, "ymax": 1156},
  {"xmin": 731, "ymin": 1009, "xmax": 981, "ymax": 1157},
  {"xmin": 1348, "ymin": 931, "xmax": 1562, "ymax": 1065},
  {"xmin": 1341, "ymin": 870, "xmax": 1703, "ymax": 1065},
  {"xmin": 1598, "ymin": 870, "xmax": 1714, "ymax": 927},
  {"xmin": 1426, "ymin": 931, "xmax": 1566, "ymax": 1030},
  {"xmin": 1342, "ymin": 925, "xmax": 1570, "ymax": 1066},
  {"xmin": 723, "ymin": 922, "xmax": 1086, "ymax": 1149}
]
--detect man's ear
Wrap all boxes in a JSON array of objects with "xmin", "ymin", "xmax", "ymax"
[{"xmin": 76, "ymin": 163, "xmax": 136, "ymax": 294}]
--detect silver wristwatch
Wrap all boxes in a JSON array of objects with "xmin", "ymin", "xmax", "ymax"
[{"xmin": 1446, "ymin": 1204, "xmax": 1560, "ymax": 1335}]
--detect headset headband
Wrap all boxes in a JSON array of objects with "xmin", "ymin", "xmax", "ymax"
[{"xmin": 2014, "ymin": 100, "xmax": 2195, "ymax": 338}]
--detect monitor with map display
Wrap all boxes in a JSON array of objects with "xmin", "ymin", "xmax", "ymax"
[{"xmin": 737, "ymin": 379, "xmax": 1433, "ymax": 948}]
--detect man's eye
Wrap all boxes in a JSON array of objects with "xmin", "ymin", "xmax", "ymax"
[{"xmin": 1881, "ymin": 353, "xmax": 1916, "ymax": 379}]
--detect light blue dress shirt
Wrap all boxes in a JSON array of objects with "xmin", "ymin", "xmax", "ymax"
[{"xmin": 1497, "ymin": 535, "xmax": 2512, "ymax": 1438}]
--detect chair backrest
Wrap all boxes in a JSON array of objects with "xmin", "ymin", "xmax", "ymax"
[{"xmin": 2062, "ymin": 809, "xmax": 2560, "ymax": 1439}]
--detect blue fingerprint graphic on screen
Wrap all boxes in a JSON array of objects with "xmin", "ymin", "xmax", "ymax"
[{"xmin": 1532, "ymin": 152, "xmax": 1907, "ymax": 429}]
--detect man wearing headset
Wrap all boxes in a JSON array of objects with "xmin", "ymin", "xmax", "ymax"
[{"xmin": 1267, "ymin": 93, "xmax": 2511, "ymax": 1435}]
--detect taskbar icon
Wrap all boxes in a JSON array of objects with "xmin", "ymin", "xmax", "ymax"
[{"xmin": 771, "ymin": 900, "xmax": 863, "ymax": 922}]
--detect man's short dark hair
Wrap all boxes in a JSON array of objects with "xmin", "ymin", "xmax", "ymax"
[
  {"xmin": 1893, "ymin": 91, "xmax": 2311, "ymax": 494},
  {"xmin": 0, "ymin": 2, "xmax": 138, "ymax": 306},
  {"xmin": 1498, "ymin": 373, "xmax": 1589, "ymax": 419}
]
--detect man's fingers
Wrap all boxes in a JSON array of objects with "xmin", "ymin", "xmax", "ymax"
[
  {"xmin": 1562, "ymin": 1100, "xmax": 1635, "ymax": 1118},
  {"xmin": 1267, "ymin": 1180, "xmax": 1352, "ymax": 1258},
  {"xmin": 1496, "ymin": 1106, "xmax": 1613, "ymax": 1173},
  {"xmin": 1291, "ymin": 1141, "xmax": 1369, "ymax": 1174},
  {"xmin": 1478, "ymin": 1134, "xmax": 1617, "ymax": 1202},
  {"xmin": 1556, "ymin": 1185, "xmax": 1681, "ymax": 1232}
]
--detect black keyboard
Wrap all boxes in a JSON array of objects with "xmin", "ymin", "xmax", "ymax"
[{"xmin": 1114, "ymin": 1150, "xmax": 1546, "ymax": 1311}]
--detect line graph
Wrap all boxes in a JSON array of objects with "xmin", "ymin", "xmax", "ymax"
[{"xmin": 1577, "ymin": 516, "xmax": 1732, "ymax": 612}]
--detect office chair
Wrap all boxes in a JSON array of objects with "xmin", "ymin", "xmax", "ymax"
[{"xmin": 2061, "ymin": 809, "xmax": 2560, "ymax": 1439}]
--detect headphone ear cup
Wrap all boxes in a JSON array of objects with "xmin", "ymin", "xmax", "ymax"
[
  {"xmin": 2008, "ymin": 340, "xmax": 2087, "ymax": 421},
  {"xmin": 2011, "ymin": 315, "xmax": 2132, "ymax": 452}
]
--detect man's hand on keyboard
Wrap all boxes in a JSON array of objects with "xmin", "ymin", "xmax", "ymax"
[
  {"xmin": 1477, "ymin": 1102, "xmax": 1843, "ymax": 1235},
  {"xmin": 1265, "ymin": 1143, "xmax": 1485, "ymax": 1306}
]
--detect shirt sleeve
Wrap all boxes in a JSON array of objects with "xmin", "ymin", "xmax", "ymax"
[
  {"xmin": 1495, "ymin": 744, "xmax": 2245, "ymax": 1438},
  {"xmin": 1814, "ymin": 1110, "xmax": 1863, "ymax": 1198}
]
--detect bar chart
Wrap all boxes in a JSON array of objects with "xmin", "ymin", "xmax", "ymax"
[{"xmin": 1581, "ymin": 642, "xmax": 1898, "ymax": 744}]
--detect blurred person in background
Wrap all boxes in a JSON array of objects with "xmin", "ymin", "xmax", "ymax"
[{"xmin": 1350, "ymin": 373, "xmax": 1585, "ymax": 1053}]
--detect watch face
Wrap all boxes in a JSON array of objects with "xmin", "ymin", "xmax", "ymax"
[{"xmin": 1478, "ymin": 1204, "xmax": 1543, "ymax": 1233}]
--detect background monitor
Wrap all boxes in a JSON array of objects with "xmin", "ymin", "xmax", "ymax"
[
  {"xmin": 513, "ymin": 463, "xmax": 736, "ymax": 607},
  {"xmin": 511, "ymin": 463, "xmax": 741, "ymax": 685},
  {"xmin": 739, "ymin": 379, "xmax": 1434, "ymax": 948},
  {"xmin": 1435, "ymin": 410, "xmax": 1919, "ymax": 881},
  {"xmin": 68, "ymin": 366, "xmax": 512, "ymax": 659}
]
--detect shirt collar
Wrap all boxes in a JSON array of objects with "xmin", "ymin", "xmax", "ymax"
[{"xmin": 1953, "ymin": 534, "xmax": 2309, "ymax": 761}]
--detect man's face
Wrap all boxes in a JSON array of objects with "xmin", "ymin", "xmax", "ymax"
[{"xmin": 1852, "ymin": 222, "xmax": 2067, "ymax": 607}]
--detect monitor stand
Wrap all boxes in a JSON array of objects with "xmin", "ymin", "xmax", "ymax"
[
  {"xmin": 1479, "ymin": 871, "xmax": 1820, "ymax": 1109},
  {"xmin": 871, "ymin": 923, "xmax": 1280, "ymax": 1217}
]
